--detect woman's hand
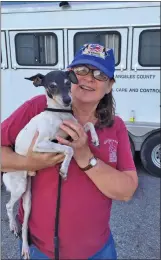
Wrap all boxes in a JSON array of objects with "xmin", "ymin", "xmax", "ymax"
[
  {"xmin": 56, "ymin": 120, "xmax": 93, "ymax": 168},
  {"xmin": 25, "ymin": 131, "xmax": 65, "ymax": 172}
]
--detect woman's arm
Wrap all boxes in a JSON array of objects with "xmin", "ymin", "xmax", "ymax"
[
  {"xmin": 78, "ymin": 158, "xmax": 138, "ymax": 201},
  {"xmin": 1, "ymin": 141, "xmax": 65, "ymax": 173},
  {"xmin": 1, "ymin": 146, "xmax": 28, "ymax": 172},
  {"xmin": 1, "ymin": 97, "xmax": 64, "ymax": 173},
  {"xmin": 57, "ymin": 119, "xmax": 138, "ymax": 201}
]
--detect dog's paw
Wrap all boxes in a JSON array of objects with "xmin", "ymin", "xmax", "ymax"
[
  {"xmin": 59, "ymin": 170, "xmax": 67, "ymax": 180},
  {"xmin": 21, "ymin": 245, "xmax": 30, "ymax": 259},
  {"xmin": 92, "ymin": 139, "xmax": 99, "ymax": 147},
  {"xmin": 9, "ymin": 220, "xmax": 18, "ymax": 237}
]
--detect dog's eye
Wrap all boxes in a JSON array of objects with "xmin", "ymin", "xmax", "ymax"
[
  {"xmin": 50, "ymin": 83, "xmax": 57, "ymax": 89},
  {"xmin": 49, "ymin": 81, "xmax": 57, "ymax": 87}
]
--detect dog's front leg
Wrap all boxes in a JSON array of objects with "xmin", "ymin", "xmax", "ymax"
[
  {"xmin": 33, "ymin": 140, "xmax": 73, "ymax": 180},
  {"xmin": 3, "ymin": 173, "xmax": 27, "ymax": 237},
  {"xmin": 84, "ymin": 122, "xmax": 99, "ymax": 147}
]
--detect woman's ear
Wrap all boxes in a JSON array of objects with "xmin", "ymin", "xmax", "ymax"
[{"xmin": 106, "ymin": 79, "xmax": 115, "ymax": 94}]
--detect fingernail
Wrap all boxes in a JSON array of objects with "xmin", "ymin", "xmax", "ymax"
[{"xmin": 56, "ymin": 136, "xmax": 61, "ymax": 140}]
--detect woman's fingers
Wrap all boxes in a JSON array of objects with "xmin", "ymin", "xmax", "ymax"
[
  {"xmin": 59, "ymin": 124, "xmax": 79, "ymax": 141},
  {"xmin": 62, "ymin": 120, "xmax": 84, "ymax": 136},
  {"xmin": 54, "ymin": 153, "xmax": 65, "ymax": 163},
  {"xmin": 59, "ymin": 120, "xmax": 87, "ymax": 143},
  {"xmin": 56, "ymin": 136, "xmax": 71, "ymax": 146}
]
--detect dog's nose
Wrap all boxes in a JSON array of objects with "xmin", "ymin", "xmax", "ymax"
[{"xmin": 63, "ymin": 96, "xmax": 71, "ymax": 106}]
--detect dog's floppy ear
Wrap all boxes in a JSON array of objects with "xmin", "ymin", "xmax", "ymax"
[
  {"xmin": 65, "ymin": 70, "xmax": 78, "ymax": 84},
  {"xmin": 25, "ymin": 73, "xmax": 45, "ymax": 87}
]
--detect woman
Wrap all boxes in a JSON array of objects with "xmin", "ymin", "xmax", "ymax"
[{"xmin": 1, "ymin": 43, "xmax": 138, "ymax": 259}]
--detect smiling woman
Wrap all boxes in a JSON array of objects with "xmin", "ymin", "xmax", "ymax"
[
  {"xmin": 69, "ymin": 65, "xmax": 115, "ymax": 127},
  {"xmin": 1, "ymin": 43, "xmax": 138, "ymax": 260},
  {"xmin": 68, "ymin": 44, "xmax": 116, "ymax": 128}
]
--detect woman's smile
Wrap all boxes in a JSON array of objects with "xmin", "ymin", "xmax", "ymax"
[{"xmin": 79, "ymin": 84, "xmax": 95, "ymax": 91}]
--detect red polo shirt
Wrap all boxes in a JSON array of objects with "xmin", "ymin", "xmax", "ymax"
[{"xmin": 1, "ymin": 95, "xmax": 136, "ymax": 259}]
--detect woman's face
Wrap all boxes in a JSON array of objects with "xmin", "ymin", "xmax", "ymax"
[{"xmin": 70, "ymin": 65, "xmax": 114, "ymax": 104}]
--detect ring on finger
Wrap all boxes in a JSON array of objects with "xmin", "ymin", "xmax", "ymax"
[{"xmin": 73, "ymin": 135, "xmax": 79, "ymax": 141}]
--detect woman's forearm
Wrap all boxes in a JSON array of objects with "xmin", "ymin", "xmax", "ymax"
[
  {"xmin": 1, "ymin": 146, "xmax": 27, "ymax": 172},
  {"xmin": 83, "ymin": 159, "xmax": 138, "ymax": 201}
]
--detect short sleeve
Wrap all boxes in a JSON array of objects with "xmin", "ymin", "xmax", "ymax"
[
  {"xmin": 1, "ymin": 95, "xmax": 46, "ymax": 148},
  {"xmin": 116, "ymin": 118, "xmax": 136, "ymax": 171}
]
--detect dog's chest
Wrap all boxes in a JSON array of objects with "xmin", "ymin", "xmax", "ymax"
[
  {"xmin": 47, "ymin": 111, "xmax": 75, "ymax": 124},
  {"xmin": 46, "ymin": 111, "xmax": 76, "ymax": 141}
]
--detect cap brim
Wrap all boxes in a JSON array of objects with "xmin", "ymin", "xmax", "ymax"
[{"xmin": 68, "ymin": 59, "xmax": 113, "ymax": 78}]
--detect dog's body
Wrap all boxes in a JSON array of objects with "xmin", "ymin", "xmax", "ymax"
[{"xmin": 3, "ymin": 70, "xmax": 99, "ymax": 259}]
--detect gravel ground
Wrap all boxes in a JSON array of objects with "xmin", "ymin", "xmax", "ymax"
[{"xmin": 1, "ymin": 153, "xmax": 160, "ymax": 259}]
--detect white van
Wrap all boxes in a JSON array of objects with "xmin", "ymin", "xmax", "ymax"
[{"xmin": 1, "ymin": 1, "xmax": 160, "ymax": 177}]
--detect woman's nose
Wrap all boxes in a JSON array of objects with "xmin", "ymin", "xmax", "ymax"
[{"xmin": 80, "ymin": 71, "xmax": 95, "ymax": 82}]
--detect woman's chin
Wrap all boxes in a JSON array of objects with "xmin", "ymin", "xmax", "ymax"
[
  {"xmin": 77, "ymin": 96, "xmax": 98, "ymax": 104},
  {"xmin": 72, "ymin": 88, "xmax": 100, "ymax": 104}
]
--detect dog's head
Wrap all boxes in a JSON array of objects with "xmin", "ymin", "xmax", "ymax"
[{"xmin": 25, "ymin": 70, "xmax": 78, "ymax": 107}]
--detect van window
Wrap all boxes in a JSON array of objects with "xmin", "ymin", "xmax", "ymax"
[
  {"xmin": 138, "ymin": 29, "xmax": 161, "ymax": 67},
  {"xmin": 15, "ymin": 33, "xmax": 58, "ymax": 66},
  {"xmin": 74, "ymin": 31, "xmax": 121, "ymax": 65}
]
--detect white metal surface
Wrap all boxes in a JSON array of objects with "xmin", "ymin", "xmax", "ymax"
[
  {"xmin": 1, "ymin": 1, "xmax": 159, "ymax": 14},
  {"xmin": 1, "ymin": 3, "xmax": 160, "ymax": 30},
  {"xmin": 1, "ymin": 1, "xmax": 160, "ymax": 147},
  {"xmin": 1, "ymin": 31, "xmax": 8, "ymax": 70}
]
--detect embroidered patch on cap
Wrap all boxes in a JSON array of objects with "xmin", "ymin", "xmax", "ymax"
[{"xmin": 82, "ymin": 44, "xmax": 107, "ymax": 59}]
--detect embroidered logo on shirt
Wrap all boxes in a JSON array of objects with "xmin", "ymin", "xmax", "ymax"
[{"xmin": 104, "ymin": 139, "xmax": 118, "ymax": 163}]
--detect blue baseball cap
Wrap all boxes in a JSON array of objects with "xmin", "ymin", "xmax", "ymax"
[{"xmin": 68, "ymin": 43, "xmax": 115, "ymax": 79}]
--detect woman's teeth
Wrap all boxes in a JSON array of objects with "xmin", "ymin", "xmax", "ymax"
[{"xmin": 79, "ymin": 85, "xmax": 94, "ymax": 91}]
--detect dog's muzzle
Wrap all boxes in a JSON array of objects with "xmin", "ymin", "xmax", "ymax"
[{"xmin": 63, "ymin": 95, "xmax": 71, "ymax": 106}]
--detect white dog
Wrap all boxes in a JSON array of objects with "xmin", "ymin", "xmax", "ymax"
[{"xmin": 3, "ymin": 70, "xmax": 99, "ymax": 259}]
